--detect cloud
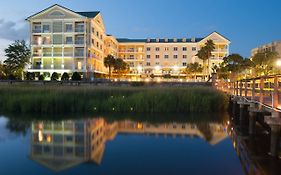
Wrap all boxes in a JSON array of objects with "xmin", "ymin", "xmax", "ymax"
[{"xmin": 0, "ymin": 19, "xmax": 28, "ymax": 41}]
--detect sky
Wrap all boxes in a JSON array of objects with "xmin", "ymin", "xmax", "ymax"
[{"xmin": 0, "ymin": 0, "xmax": 281, "ymax": 62}]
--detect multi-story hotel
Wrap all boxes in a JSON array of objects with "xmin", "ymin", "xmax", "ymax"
[
  {"xmin": 27, "ymin": 4, "xmax": 230, "ymax": 79},
  {"xmin": 251, "ymin": 41, "xmax": 281, "ymax": 58}
]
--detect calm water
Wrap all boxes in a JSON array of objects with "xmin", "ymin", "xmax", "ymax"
[{"xmin": 0, "ymin": 114, "xmax": 249, "ymax": 175}]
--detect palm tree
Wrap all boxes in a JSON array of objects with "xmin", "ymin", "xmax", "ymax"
[
  {"xmin": 113, "ymin": 58, "xmax": 129, "ymax": 78},
  {"xmin": 186, "ymin": 62, "xmax": 203, "ymax": 79},
  {"xmin": 204, "ymin": 40, "xmax": 215, "ymax": 75},
  {"xmin": 104, "ymin": 55, "xmax": 116, "ymax": 79},
  {"xmin": 196, "ymin": 40, "xmax": 215, "ymax": 76}
]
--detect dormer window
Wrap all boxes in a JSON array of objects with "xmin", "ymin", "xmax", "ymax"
[
  {"xmin": 182, "ymin": 38, "xmax": 187, "ymax": 42},
  {"xmin": 156, "ymin": 38, "xmax": 160, "ymax": 42},
  {"xmin": 147, "ymin": 38, "xmax": 151, "ymax": 42},
  {"xmin": 191, "ymin": 37, "xmax": 196, "ymax": 42},
  {"xmin": 165, "ymin": 38, "xmax": 168, "ymax": 42},
  {"xmin": 173, "ymin": 38, "xmax": 177, "ymax": 42}
]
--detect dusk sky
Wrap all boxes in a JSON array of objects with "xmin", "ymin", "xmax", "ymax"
[{"xmin": 0, "ymin": 0, "xmax": 281, "ymax": 60}]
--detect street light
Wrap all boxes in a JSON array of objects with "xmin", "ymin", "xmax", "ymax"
[{"xmin": 155, "ymin": 65, "xmax": 161, "ymax": 71}]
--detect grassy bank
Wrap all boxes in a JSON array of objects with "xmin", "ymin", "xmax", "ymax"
[{"xmin": 0, "ymin": 85, "xmax": 229, "ymax": 114}]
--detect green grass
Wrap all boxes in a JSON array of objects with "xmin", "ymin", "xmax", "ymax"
[{"xmin": 0, "ymin": 85, "xmax": 229, "ymax": 114}]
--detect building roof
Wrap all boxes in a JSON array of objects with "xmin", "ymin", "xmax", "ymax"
[
  {"xmin": 76, "ymin": 11, "xmax": 100, "ymax": 18},
  {"xmin": 116, "ymin": 38, "xmax": 204, "ymax": 43},
  {"xmin": 26, "ymin": 4, "xmax": 100, "ymax": 20}
]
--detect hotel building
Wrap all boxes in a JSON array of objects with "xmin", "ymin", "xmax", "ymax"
[
  {"xmin": 251, "ymin": 41, "xmax": 281, "ymax": 58},
  {"xmin": 27, "ymin": 4, "xmax": 230, "ymax": 79}
]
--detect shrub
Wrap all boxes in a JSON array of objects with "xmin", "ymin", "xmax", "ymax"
[
  {"xmin": 26, "ymin": 72, "xmax": 35, "ymax": 80},
  {"xmin": 72, "ymin": 72, "xmax": 81, "ymax": 81},
  {"xmin": 51, "ymin": 72, "xmax": 59, "ymax": 81},
  {"xmin": 61, "ymin": 72, "xmax": 69, "ymax": 81},
  {"xmin": 38, "ymin": 75, "xmax": 45, "ymax": 81}
]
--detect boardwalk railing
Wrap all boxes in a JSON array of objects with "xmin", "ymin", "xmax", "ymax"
[{"xmin": 217, "ymin": 75, "xmax": 281, "ymax": 112}]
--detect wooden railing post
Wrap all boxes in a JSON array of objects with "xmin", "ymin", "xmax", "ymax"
[
  {"xmin": 259, "ymin": 78, "xmax": 265, "ymax": 109},
  {"xmin": 273, "ymin": 76, "xmax": 279, "ymax": 109},
  {"xmin": 245, "ymin": 79, "xmax": 248, "ymax": 98},
  {"xmin": 236, "ymin": 81, "xmax": 239, "ymax": 96},
  {"xmin": 239, "ymin": 80, "xmax": 243, "ymax": 96},
  {"xmin": 251, "ymin": 79, "xmax": 256, "ymax": 101}
]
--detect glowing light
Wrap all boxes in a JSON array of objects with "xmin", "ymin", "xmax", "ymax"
[
  {"xmin": 173, "ymin": 65, "xmax": 179, "ymax": 71},
  {"xmin": 156, "ymin": 78, "xmax": 161, "ymax": 83},
  {"xmin": 145, "ymin": 78, "xmax": 150, "ymax": 82},
  {"xmin": 155, "ymin": 65, "xmax": 161, "ymax": 71},
  {"xmin": 137, "ymin": 65, "xmax": 142, "ymax": 72},
  {"xmin": 112, "ymin": 107, "xmax": 115, "ymax": 111},
  {"xmin": 94, "ymin": 107, "xmax": 97, "ymax": 110},
  {"xmin": 38, "ymin": 130, "xmax": 43, "ymax": 142},
  {"xmin": 227, "ymin": 121, "xmax": 230, "ymax": 125},
  {"xmin": 130, "ymin": 107, "xmax": 133, "ymax": 111},
  {"xmin": 137, "ymin": 123, "xmax": 143, "ymax": 129},
  {"xmin": 277, "ymin": 60, "xmax": 281, "ymax": 67},
  {"xmin": 114, "ymin": 78, "xmax": 118, "ymax": 82},
  {"xmin": 179, "ymin": 79, "xmax": 183, "ymax": 82},
  {"xmin": 46, "ymin": 135, "xmax": 52, "ymax": 143}
]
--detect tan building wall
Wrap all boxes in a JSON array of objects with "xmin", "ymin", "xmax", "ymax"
[
  {"xmin": 27, "ymin": 4, "xmax": 230, "ymax": 78},
  {"xmin": 251, "ymin": 41, "xmax": 281, "ymax": 59}
]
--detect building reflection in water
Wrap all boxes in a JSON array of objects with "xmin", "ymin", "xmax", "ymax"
[{"xmin": 30, "ymin": 118, "xmax": 227, "ymax": 172}]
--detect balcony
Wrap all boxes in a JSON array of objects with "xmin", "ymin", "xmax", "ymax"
[
  {"xmin": 75, "ymin": 53, "xmax": 84, "ymax": 57},
  {"xmin": 75, "ymin": 40, "xmax": 84, "ymax": 45},
  {"xmin": 64, "ymin": 52, "xmax": 73, "ymax": 57},
  {"xmin": 75, "ymin": 27, "xmax": 85, "ymax": 33},
  {"xmin": 43, "ymin": 52, "xmax": 52, "ymax": 57}
]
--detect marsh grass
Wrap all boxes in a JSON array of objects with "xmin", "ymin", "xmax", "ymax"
[{"xmin": 0, "ymin": 85, "xmax": 229, "ymax": 114}]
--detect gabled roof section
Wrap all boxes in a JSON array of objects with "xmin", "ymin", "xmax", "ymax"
[
  {"xmin": 76, "ymin": 11, "xmax": 100, "ymax": 18},
  {"xmin": 26, "ymin": 4, "xmax": 100, "ymax": 20},
  {"xmin": 201, "ymin": 31, "xmax": 231, "ymax": 43}
]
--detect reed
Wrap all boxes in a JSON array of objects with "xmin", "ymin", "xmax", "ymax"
[{"xmin": 0, "ymin": 85, "xmax": 229, "ymax": 114}]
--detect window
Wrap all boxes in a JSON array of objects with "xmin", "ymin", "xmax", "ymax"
[
  {"xmin": 53, "ymin": 34, "xmax": 63, "ymax": 44},
  {"xmin": 156, "ymin": 62, "xmax": 160, "ymax": 65},
  {"xmin": 183, "ymin": 55, "xmax": 187, "ymax": 59},
  {"xmin": 96, "ymin": 31, "xmax": 99, "ymax": 37},
  {"xmin": 164, "ymin": 55, "xmax": 169, "ymax": 59},
  {"xmin": 65, "ymin": 37, "xmax": 73, "ymax": 44},
  {"xmin": 146, "ymin": 62, "xmax": 151, "ymax": 66},
  {"xmin": 147, "ymin": 55, "xmax": 151, "ymax": 59},
  {"xmin": 92, "ymin": 27, "xmax": 95, "ymax": 33},
  {"xmin": 53, "ymin": 21, "xmax": 63, "ymax": 33},
  {"xmin": 174, "ymin": 47, "xmax": 178, "ymax": 51},
  {"xmin": 183, "ymin": 47, "xmax": 187, "ymax": 51},
  {"xmin": 75, "ymin": 22, "xmax": 84, "ymax": 32},
  {"xmin": 183, "ymin": 62, "xmax": 187, "ymax": 66},
  {"xmin": 42, "ymin": 25, "xmax": 50, "ymax": 33},
  {"xmin": 173, "ymin": 55, "xmax": 178, "ymax": 59},
  {"xmin": 75, "ymin": 36, "xmax": 84, "ymax": 45},
  {"xmin": 192, "ymin": 47, "xmax": 197, "ymax": 51},
  {"xmin": 91, "ymin": 39, "xmax": 94, "ymax": 45},
  {"xmin": 156, "ymin": 55, "xmax": 160, "ymax": 59},
  {"xmin": 65, "ymin": 24, "xmax": 73, "ymax": 32},
  {"xmin": 33, "ymin": 23, "xmax": 41, "ymax": 33},
  {"xmin": 129, "ymin": 55, "xmax": 134, "ymax": 59},
  {"xmin": 156, "ymin": 47, "xmax": 160, "ymax": 51},
  {"xmin": 146, "ymin": 47, "xmax": 151, "ymax": 51},
  {"xmin": 164, "ymin": 47, "xmax": 169, "ymax": 51}
]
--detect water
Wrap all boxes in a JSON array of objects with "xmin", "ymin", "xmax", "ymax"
[{"xmin": 0, "ymin": 114, "xmax": 248, "ymax": 175}]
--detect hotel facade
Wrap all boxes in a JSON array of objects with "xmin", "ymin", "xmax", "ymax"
[{"xmin": 27, "ymin": 4, "xmax": 230, "ymax": 79}]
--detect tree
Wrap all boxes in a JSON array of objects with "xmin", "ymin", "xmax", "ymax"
[
  {"xmin": 218, "ymin": 54, "xmax": 253, "ymax": 80},
  {"xmin": 4, "ymin": 40, "xmax": 30, "ymax": 79},
  {"xmin": 113, "ymin": 58, "xmax": 129, "ymax": 78},
  {"xmin": 72, "ymin": 72, "xmax": 82, "ymax": 81},
  {"xmin": 0, "ymin": 64, "xmax": 8, "ymax": 79},
  {"xmin": 196, "ymin": 40, "xmax": 215, "ymax": 76},
  {"xmin": 61, "ymin": 72, "xmax": 70, "ymax": 81},
  {"xmin": 104, "ymin": 55, "xmax": 116, "ymax": 79},
  {"xmin": 252, "ymin": 51, "xmax": 279, "ymax": 76},
  {"xmin": 186, "ymin": 62, "xmax": 203, "ymax": 78},
  {"xmin": 51, "ymin": 72, "xmax": 59, "ymax": 81}
]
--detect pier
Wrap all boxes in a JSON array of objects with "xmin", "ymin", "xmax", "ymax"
[{"xmin": 217, "ymin": 75, "xmax": 281, "ymax": 157}]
